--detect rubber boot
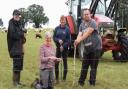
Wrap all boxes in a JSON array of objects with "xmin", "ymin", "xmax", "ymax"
[
  {"xmin": 17, "ymin": 71, "xmax": 20, "ymax": 83},
  {"xmin": 89, "ymin": 81, "xmax": 95, "ymax": 86},
  {"xmin": 17, "ymin": 71, "xmax": 25, "ymax": 87},
  {"xmin": 48, "ymin": 86, "xmax": 54, "ymax": 89},
  {"xmin": 13, "ymin": 71, "xmax": 18, "ymax": 86},
  {"xmin": 13, "ymin": 71, "xmax": 24, "ymax": 87}
]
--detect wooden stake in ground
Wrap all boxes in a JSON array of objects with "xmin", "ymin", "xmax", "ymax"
[
  {"xmin": 73, "ymin": 46, "xmax": 76, "ymax": 86},
  {"xmin": 60, "ymin": 45, "xmax": 63, "ymax": 81}
]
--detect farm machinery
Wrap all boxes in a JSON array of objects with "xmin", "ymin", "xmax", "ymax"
[{"xmin": 66, "ymin": 0, "xmax": 128, "ymax": 61}]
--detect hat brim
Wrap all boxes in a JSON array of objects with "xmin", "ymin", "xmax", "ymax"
[{"xmin": 14, "ymin": 14, "xmax": 21, "ymax": 17}]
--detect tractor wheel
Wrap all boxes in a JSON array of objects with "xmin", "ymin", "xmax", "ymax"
[
  {"xmin": 112, "ymin": 50, "xmax": 128, "ymax": 62},
  {"xmin": 112, "ymin": 33, "xmax": 128, "ymax": 62},
  {"xmin": 112, "ymin": 51, "xmax": 122, "ymax": 61}
]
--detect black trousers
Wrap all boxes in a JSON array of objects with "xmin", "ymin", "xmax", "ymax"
[
  {"xmin": 78, "ymin": 50, "xmax": 101, "ymax": 85},
  {"xmin": 13, "ymin": 55, "xmax": 24, "ymax": 72},
  {"xmin": 55, "ymin": 48, "xmax": 68, "ymax": 80}
]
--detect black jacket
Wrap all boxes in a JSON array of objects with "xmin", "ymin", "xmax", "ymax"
[{"xmin": 7, "ymin": 18, "xmax": 26, "ymax": 58}]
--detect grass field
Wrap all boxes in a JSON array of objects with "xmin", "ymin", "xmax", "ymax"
[{"xmin": 0, "ymin": 30, "xmax": 128, "ymax": 89}]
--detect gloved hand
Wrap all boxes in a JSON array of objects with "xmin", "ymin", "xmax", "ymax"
[{"xmin": 59, "ymin": 40, "xmax": 63, "ymax": 45}]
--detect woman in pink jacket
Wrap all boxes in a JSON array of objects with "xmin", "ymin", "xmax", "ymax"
[{"xmin": 39, "ymin": 31, "xmax": 61, "ymax": 89}]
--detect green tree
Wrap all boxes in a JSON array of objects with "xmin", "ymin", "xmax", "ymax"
[
  {"xmin": 18, "ymin": 8, "xmax": 29, "ymax": 28},
  {"xmin": 28, "ymin": 4, "xmax": 49, "ymax": 28},
  {"xmin": 117, "ymin": 0, "xmax": 128, "ymax": 28}
]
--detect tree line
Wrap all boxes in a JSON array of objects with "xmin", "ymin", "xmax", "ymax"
[
  {"xmin": 19, "ymin": 4, "xmax": 49, "ymax": 28},
  {"xmin": 0, "ymin": 4, "xmax": 49, "ymax": 29}
]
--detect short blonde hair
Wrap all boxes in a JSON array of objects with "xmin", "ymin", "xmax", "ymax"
[{"xmin": 45, "ymin": 31, "xmax": 52, "ymax": 38}]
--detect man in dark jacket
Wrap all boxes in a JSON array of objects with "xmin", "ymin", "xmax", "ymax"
[
  {"xmin": 53, "ymin": 15, "xmax": 71, "ymax": 83},
  {"xmin": 7, "ymin": 9, "xmax": 26, "ymax": 87}
]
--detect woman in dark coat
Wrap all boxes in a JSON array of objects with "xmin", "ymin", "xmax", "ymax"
[
  {"xmin": 53, "ymin": 15, "xmax": 71, "ymax": 83},
  {"xmin": 7, "ymin": 9, "xmax": 26, "ymax": 87}
]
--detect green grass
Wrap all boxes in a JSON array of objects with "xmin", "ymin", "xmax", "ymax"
[{"xmin": 0, "ymin": 30, "xmax": 128, "ymax": 89}]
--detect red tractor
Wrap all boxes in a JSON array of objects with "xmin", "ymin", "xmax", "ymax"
[{"xmin": 66, "ymin": 0, "xmax": 128, "ymax": 61}]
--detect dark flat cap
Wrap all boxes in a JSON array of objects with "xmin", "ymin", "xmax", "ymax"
[{"xmin": 13, "ymin": 9, "xmax": 21, "ymax": 16}]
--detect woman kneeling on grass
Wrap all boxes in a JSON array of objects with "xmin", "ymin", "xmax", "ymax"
[{"xmin": 39, "ymin": 31, "xmax": 62, "ymax": 89}]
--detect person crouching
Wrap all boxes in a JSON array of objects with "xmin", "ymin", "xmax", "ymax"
[{"xmin": 39, "ymin": 31, "xmax": 61, "ymax": 89}]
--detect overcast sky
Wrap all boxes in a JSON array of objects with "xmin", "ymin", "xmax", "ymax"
[{"xmin": 0, "ymin": 0, "xmax": 68, "ymax": 28}]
